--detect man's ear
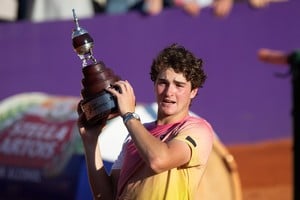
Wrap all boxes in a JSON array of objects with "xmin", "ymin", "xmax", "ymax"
[{"xmin": 190, "ymin": 88, "xmax": 198, "ymax": 99}]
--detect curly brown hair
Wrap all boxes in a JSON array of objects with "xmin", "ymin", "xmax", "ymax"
[{"xmin": 150, "ymin": 43, "xmax": 207, "ymax": 90}]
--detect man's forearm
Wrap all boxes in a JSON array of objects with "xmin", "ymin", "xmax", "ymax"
[{"xmin": 83, "ymin": 140, "xmax": 114, "ymax": 200}]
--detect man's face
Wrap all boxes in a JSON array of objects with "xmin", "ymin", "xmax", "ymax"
[{"xmin": 154, "ymin": 68, "xmax": 198, "ymax": 119}]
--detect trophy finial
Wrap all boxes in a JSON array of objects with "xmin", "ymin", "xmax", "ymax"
[
  {"xmin": 72, "ymin": 9, "xmax": 80, "ymax": 30},
  {"xmin": 71, "ymin": 9, "xmax": 97, "ymax": 66}
]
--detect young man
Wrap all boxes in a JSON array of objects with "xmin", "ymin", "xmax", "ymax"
[{"xmin": 77, "ymin": 43, "xmax": 214, "ymax": 200}]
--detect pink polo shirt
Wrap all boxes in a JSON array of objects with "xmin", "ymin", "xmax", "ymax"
[{"xmin": 112, "ymin": 115, "xmax": 214, "ymax": 200}]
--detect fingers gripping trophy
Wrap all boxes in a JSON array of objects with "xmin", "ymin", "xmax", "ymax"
[{"xmin": 71, "ymin": 9, "xmax": 121, "ymax": 125}]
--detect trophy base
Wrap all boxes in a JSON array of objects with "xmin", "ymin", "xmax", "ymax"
[{"xmin": 81, "ymin": 90, "xmax": 119, "ymax": 125}]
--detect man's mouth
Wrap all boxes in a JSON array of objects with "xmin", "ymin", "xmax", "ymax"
[{"xmin": 163, "ymin": 99, "xmax": 176, "ymax": 104}]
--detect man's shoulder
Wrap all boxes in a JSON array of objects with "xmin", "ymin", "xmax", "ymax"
[
  {"xmin": 180, "ymin": 116, "xmax": 214, "ymax": 138},
  {"xmin": 184, "ymin": 115, "xmax": 212, "ymax": 127}
]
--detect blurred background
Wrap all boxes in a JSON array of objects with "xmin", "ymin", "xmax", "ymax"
[{"xmin": 0, "ymin": 0, "xmax": 297, "ymax": 199}]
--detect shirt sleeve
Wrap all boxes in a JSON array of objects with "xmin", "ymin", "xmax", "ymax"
[
  {"xmin": 175, "ymin": 134, "xmax": 201, "ymax": 167},
  {"xmin": 173, "ymin": 119, "xmax": 214, "ymax": 167}
]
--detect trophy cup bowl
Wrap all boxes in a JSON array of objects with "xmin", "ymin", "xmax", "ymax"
[{"xmin": 72, "ymin": 9, "xmax": 120, "ymax": 125}]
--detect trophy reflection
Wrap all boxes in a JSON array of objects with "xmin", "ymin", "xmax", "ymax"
[{"xmin": 72, "ymin": 9, "xmax": 120, "ymax": 125}]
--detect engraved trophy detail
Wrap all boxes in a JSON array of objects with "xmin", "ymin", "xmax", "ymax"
[{"xmin": 72, "ymin": 9, "xmax": 120, "ymax": 125}]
